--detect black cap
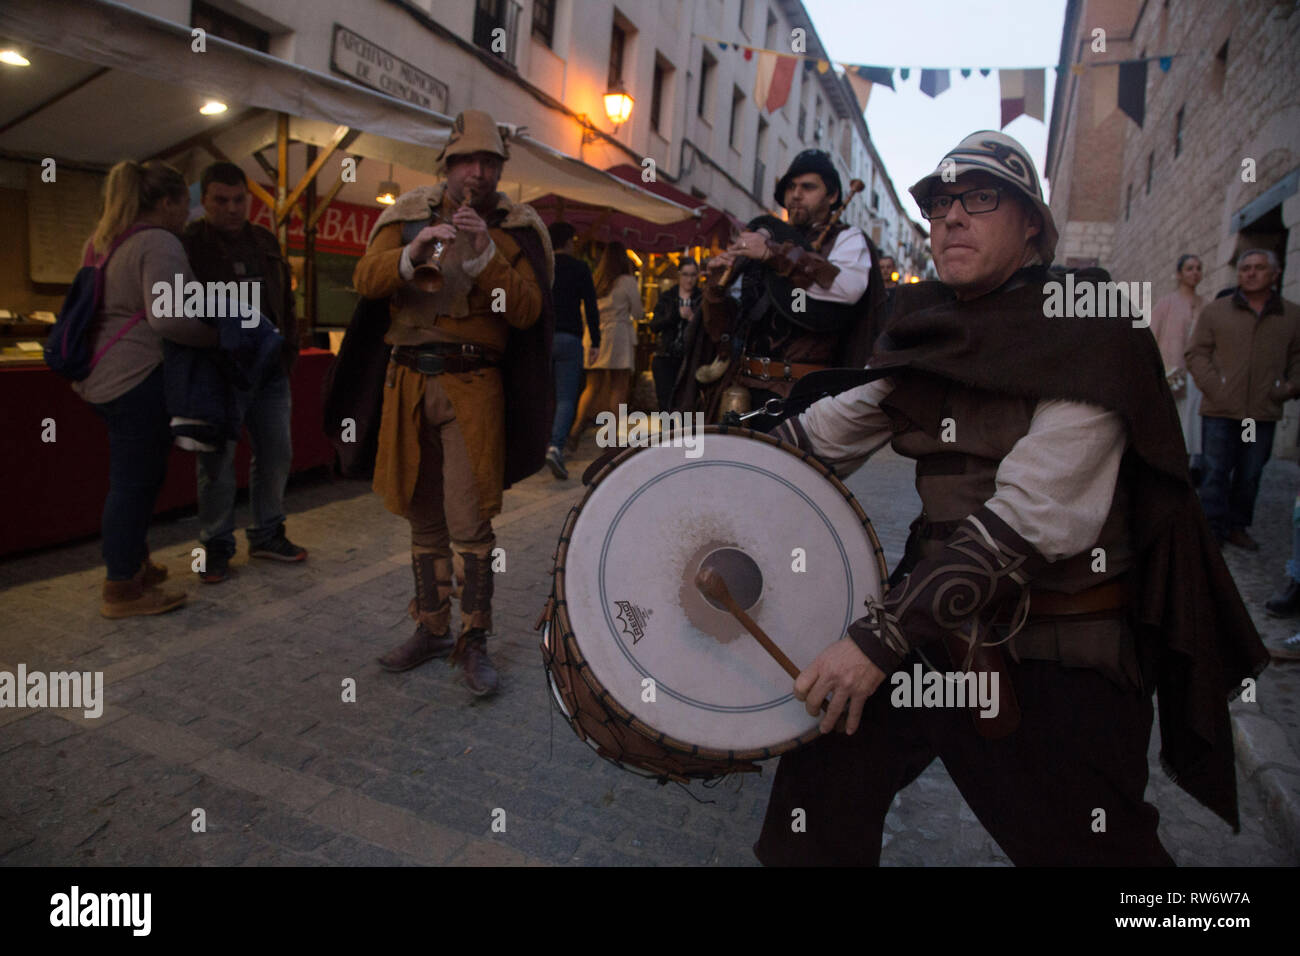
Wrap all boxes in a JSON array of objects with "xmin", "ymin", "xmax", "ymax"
[{"xmin": 774, "ymin": 149, "xmax": 842, "ymax": 210}]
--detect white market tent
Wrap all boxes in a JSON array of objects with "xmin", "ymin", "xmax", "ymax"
[{"xmin": 0, "ymin": 0, "xmax": 697, "ymax": 222}]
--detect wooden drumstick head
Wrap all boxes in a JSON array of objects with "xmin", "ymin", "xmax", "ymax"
[{"xmin": 694, "ymin": 567, "xmax": 800, "ymax": 681}]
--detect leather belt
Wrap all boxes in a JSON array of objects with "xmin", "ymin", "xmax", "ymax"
[
  {"xmin": 738, "ymin": 355, "xmax": 827, "ymax": 383},
  {"xmin": 1027, "ymin": 578, "xmax": 1128, "ymax": 618},
  {"xmin": 391, "ymin": 344, "xmax": 500, "ymax": 375}
]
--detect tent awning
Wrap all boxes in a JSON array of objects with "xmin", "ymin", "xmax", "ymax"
[{"xmin": 0, "ymin": 0, "xmax": 696, "ymax": 223}]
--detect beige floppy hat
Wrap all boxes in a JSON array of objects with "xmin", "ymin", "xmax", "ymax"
[
  {"xmin": 909, "ymin": 130, "xmax": 1059, "ymax": 266},
  {"xmin": 436, "ymin": 109, "xmax": 509, "ymax": 171}
]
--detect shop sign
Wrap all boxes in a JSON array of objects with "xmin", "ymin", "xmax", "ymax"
[{"xmin": 330, "ymin": 24, "xmax": 448, "ymax": 113}]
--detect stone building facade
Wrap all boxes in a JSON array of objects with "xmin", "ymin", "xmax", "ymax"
[
  {"xmin": 116, "ymin": 0, "xmax": 925, "ymax": 272},
  {"xmin": 1046, "ymin": 0, "xmax": 1300, "ymax": 453}
]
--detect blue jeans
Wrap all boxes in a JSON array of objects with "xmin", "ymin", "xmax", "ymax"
[
  {"xmin": 197, "ymin": 366, "xmax": 293, "ymax": 554},
  {"xmin": 1198, "ymin": 416, "xmax": 1275, "ymax": 538},
  {"xmin": 549, "ymin": 332, "xmax": 583, "ymax": 450},
  {"xmin": 91, "ymin": 366, "xmax": 173, "ymax": 580}
]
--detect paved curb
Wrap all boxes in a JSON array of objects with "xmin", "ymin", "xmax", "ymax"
[{"xmin": 1232, "ymin": 704, "xmax": 1300, "ymax": 862}]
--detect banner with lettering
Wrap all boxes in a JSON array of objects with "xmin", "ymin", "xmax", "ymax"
[{"xmin": 248, "ymin": 194, "xmax": 380, "ymax": 257}]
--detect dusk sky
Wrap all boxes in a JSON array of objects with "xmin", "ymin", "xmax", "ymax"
[{"xmin": 803, "ymin": 0, "xmax": 1068, "ymax": 222}]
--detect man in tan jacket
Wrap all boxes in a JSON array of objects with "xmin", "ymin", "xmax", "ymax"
[
  {"xmin": 1186, "ymin": 249, "xmax": 1300, "ymax": 549},
  {"xmin": 352, "ymin": 110, "xmax": 553, "ymax": 696}
]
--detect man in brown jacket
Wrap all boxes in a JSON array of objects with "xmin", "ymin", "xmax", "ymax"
[
  {"xmin": 1185, "ymin": 249, "xmax": 1300, "ymax": 549},
  {"xmin": 352, "ymin": 110, "xmax": 553, "ymax": 696}
]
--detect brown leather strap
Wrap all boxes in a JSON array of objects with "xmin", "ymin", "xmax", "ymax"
[
  {"xmin": 739, "ymin": 356, "xmax": 827, "ymax": 383},
  {"xmin": 1027, "ymin": 578, "xmax": 1127, "ymax": 618}
]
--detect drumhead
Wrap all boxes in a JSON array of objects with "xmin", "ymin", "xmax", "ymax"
[{"xmin": 556, "ymin": 428, "xmax": 885, "ymax": 760}]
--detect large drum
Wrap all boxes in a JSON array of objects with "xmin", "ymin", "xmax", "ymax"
[{"xmin": 538, "ymin": 425, "xmax": 887, "ymax": 782}]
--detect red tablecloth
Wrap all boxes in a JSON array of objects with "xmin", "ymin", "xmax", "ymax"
[{"xmin": 0, "ymin": 349, "xmax": 336, "ymax": 558}]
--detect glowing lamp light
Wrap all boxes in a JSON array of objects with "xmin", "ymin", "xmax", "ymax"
[
  {"xmin": 376, "ymin": 182, "xmax": 400, "ymax": 205},
  {"xmin": 889, "ymin": 271, "xmax": 900, "ymax": 282},
  {"xmin": 603, "ymin": 88, "xmax": 634, "ymax": 127},
  {"xmin": 199, "ymin": 100, "xmax": 228, "ymax": 115},
  {"xmin": 908, "ymin": 275, "xmax": 920, "ymax": 283},
  {"xmin": 0, "ymin": 50, "xmax": 31, "ymax": 67}
]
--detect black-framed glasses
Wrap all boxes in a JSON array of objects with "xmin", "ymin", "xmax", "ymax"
[{"xmin": 918, "ymin": 186, "xmax": 1003, "ymax": 220}]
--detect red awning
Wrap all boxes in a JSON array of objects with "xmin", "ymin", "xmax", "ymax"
[{"xmin": 529, "ymin": 164, "xmax": 741, "ymax": 253}]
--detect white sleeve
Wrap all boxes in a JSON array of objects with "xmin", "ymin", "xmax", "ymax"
[
  {"xmin": 808, "ymin": 227, "xmax": 872, "ymax": 305},
  {"xmin": 793, "ymin": 377, "xmax": 896, "ymax": 475},
  {"xmin": 984, "ymin": 399, "xmax": 1127, "ymax": 561}
]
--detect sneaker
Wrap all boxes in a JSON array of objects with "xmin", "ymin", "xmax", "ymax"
[
  {"xmin": 250, "ymin": 525, "xmax": 308, "ymax": 563},
  {"xmin": 545, "ymin": 446, "xmax": 568, "ymax": 480},
  {"xmin": 199, "ymin": 545, "xmax": 235, "ymax": 584},
  {"xmin": 1271, "ymin": 632, "xmax": 1300, "ymax": 661}
]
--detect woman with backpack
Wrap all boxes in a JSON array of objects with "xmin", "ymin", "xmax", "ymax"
[{"xmin": 72, "ymin": 160, "xmax": 218, "ymax": 618}]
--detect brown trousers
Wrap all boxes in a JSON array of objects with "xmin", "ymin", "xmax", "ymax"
[{"xmin": 404, "ymin": 373, "xmax": 496, "ymax": 634}]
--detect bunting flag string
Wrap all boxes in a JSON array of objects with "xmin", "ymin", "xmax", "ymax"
[{"xmin": 694, "ymin": 33, "xmax": 1190, "ymax": 127}]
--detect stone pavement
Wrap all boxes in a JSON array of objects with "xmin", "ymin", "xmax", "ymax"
[{"xmin": 0, "ymin": 434, "xmax": 1297, "ymax": 866}]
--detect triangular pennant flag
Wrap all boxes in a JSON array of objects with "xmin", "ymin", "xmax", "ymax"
[
  {"xmin": 755, "ymin": 52, "xmax": 797, "ymax": 112},
  {"xmin": 919, "ymin": 68, "xmax": 951, "ymax": 98},
  {"xmin": 1118, "ymin": 58, "xmax": 1147, "ymax": 127},
  {"xmin": 999, "ymin": 69, "xmax": 1027, "ymax": 127},
  {"xmin": 899, "ymin": 67, "xmax": 910, "ymax": 80},
  {"xmin": 718, "ymin": 42, "xmax": 728, "ymax": 50},
  {"xmin": 1024, "ymin": 67, "xmax": 1045, "ymax": 120},
  {"xmin": 1091, "ymin": 62, "xmax": 1119, "ymax": 127},
  {"xmin": 980, "ymin": 68, "xmax": 991, "ymax": 77},
  {"xmin": 816, "ymin": 59, "xmax": 829, "ymax": 73},
  {"xmin": 846, "ymin": 71, "xmax": 873, "ymax": 110},
  {"xmin": 859, "ymin": 66, "xmax": 895, "ymax": 90},
  {"xmin": 744, "ymin": 47, "xmax": 754, "ymax": 60},
  {"xmin": 1159, "ymin": 56, "xmax": 1172, "ymax": 72},
  {"xmin": 960, "ymin": 68, "xmax": 972, "ymax": 78}
]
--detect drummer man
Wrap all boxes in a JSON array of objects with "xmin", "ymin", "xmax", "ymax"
[
  {"xmin": 753, "ymin": 130, "xmax": 1266, "ymax": 865},
  {"xmin": 352, "ymin": 110, "xmax": 555, "ymax": 696}
]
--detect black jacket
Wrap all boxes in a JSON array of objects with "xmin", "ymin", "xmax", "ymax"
[
  {"xmin": 649, "ymin": 286, "xmax": 703, "ymax": 358},
  {"xmin": 552, "ymin": 252, "xmax": 600, "ymax": 347}
]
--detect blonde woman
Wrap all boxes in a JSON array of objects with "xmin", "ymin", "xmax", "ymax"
[
  {"xmin": 74, "ymin": 160, "xmax": 218, "ymax": 618},
  {"xmin": 568, "ymin": 241, "xmax": 643, "ymax": 448}
]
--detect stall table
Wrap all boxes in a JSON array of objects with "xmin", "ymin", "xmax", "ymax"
[{"xmin": 0, "ymin": 348, "xmax": 336, "ymax": 558}]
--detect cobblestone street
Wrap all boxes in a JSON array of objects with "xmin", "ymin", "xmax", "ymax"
[{"xmin": 1, "ymin": 434, "xmax": 1297, "ymax": 867}]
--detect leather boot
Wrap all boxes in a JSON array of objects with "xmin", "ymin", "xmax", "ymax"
[
  {"xmin": 1266, "ymin": 576, "xmax": 1300, "ymax": 618},
  {"xmin": 101, "ymin": 578, "xmax": 186, "ymax": 619},
  {"xmin": 453, "ymin": 629, "xmax": 499, "ymax": 696},
  {"xmin": 452, "ymin": 549, "xmax": 498, "ymax": 695},
  {"xmin": 377, "ymin": 552, "xmax": 454, "ymax": 672},
  {"xmin": 135, "ymin": 552, "xmax": 168, "ymax": 587}
]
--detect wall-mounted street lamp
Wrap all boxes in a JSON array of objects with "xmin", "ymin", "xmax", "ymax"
[{"xmin": 603, "ymin": 83, "xmax": 634, "ymax": 128}]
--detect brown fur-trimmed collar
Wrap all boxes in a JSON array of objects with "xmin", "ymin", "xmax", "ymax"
[{"xmin": 367, "ymin": 183, "xmax": 553, "ymax": 283}]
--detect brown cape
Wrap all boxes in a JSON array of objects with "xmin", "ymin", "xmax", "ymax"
[{"xmin": 818, "ymin": 267, "xmax": 1268, "ymax": 830}]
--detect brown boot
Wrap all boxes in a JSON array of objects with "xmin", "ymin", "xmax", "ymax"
[
  {"xmin": 101, "ymin": 578, "xmax": 186, "ymax": 619},
  {"xmin": 452, "ymin": 629, "xmax": 499, "ymax": 696},
  {"xmin": 377, "ymin": 551, "xmax": 454, "ymax": 672},
  {"xmin": 377, "ymin": 623, "xmax": 456, "ymax": 672},
  {"xmin": 135, "ymin": 553, "xmax": 168, "ymax": 587}
]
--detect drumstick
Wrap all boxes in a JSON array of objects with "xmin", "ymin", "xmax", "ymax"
[
  {"xmin": 695, "ymin": 567, "xmax": 799, "ymax": 679},
  {"xmin": 695, "ymin": 568, "xmax": 847, "ymax": 726}
]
